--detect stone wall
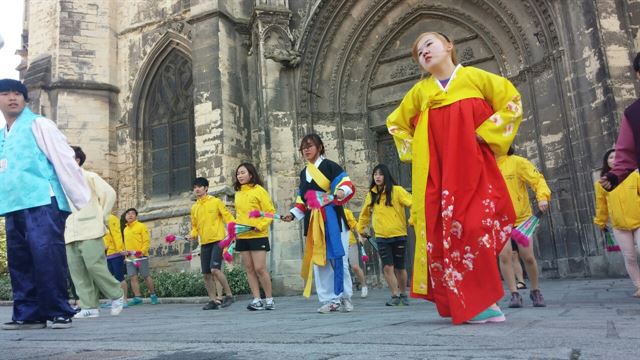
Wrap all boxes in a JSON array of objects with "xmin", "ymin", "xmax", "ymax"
[{"xmin": 18, "ymin": 0, "xmax": 640, "ymax": 293}]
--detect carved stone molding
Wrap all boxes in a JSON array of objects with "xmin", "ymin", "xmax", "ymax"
[{"xmin": 252, "ymin": 6, "xmax": 301, "ymax": 68}]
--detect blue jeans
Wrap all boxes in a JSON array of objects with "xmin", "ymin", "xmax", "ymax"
[{"xmin": 5, "ymin": 198, "xmax": 76, "ymax": 321}]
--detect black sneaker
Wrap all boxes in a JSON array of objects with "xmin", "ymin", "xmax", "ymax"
[
  {"xmin": 2, "ymin": 320, "xmax": 46, "ymax": 330},
  {"xmin": 220, "ymin": 296, "xmax": 234, "ymax": 308},
  {"xmin": 399, "ymin": 293, "xmax": 410, "ymax": 306},
  {"xmin": 247, "ymin": 299, "xmax": 265, "ymax": 311},
  {"xmin": 386, "ymin": 295, "xmax": 401, "ymax": 306},
  {"xmin": 530, "ymin": 289, "xmax": 546, "ymax": 307},
  {"xmin": 202, "ymin": 301, "xmax": 219, "ymax": 310},
  {"xmin": 50, "ymin": 317, "xmax": 72, "ymax": 329},
  {"xmin": 508, "ymin": 292, "xmax": 523, "ymax": 308}
]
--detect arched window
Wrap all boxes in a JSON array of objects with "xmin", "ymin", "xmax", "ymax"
[{"xmin": 143, "ymin": 50, "xmax": 195, "ymax": 197}]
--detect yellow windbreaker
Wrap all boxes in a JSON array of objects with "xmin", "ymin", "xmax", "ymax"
[
  {"xmin": 124, "ymin": 220, "xmax": 151, "ymax": 256},
  {"xmin": 594, "ymin": 171, "xmax": 640, "ymax": 231},
  {"xmin": 357, "ymin": 185, "xmax": 412, "ymax": 238},
  {"xmin": 497, "ymin": 155, "xmax": 551, "ymax": 225},
  {"xmin": 103, "ymin": 214, "xmax": 124, "ymax": 257},
  {"xmin": 344, "ymin": 208, "xmax": 358, "ymax": 246},
  {"xmin": 190, "ymin": 195, "xmax": 235, "ymax": 245},
  {"xmin": 235, "ymin": 184, "xmax": 276, "ymax": 239}
]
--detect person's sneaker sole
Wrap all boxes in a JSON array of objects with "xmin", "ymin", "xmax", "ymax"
[
  {"xmin": 50, "ymin": 323, "xmax": 72, "ymax": 329},
  {"xmin": 467, "ymin": 314, "xmax": 506, "ymax": 324},
  {"xmin": 2, "ymin": 322, "xmax": 46, "ymax": 330},
  {"xmin": 247, "ymin": 303, "xmax": 265, "ymax": 311},
  {"xmin": 508, "ymin": 301, "xmax": 523, "ymax": 308}
]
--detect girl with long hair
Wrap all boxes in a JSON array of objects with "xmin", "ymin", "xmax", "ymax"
[{"xmin": 356, "ymin": 164, "xmax": 412, "ymax": 306}]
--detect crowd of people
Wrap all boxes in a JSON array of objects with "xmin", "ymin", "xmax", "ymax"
[{"xmin": 0, "ymin": 31, "xmax": 638, "ymax": 330}]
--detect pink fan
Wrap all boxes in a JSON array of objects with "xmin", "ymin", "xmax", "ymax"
[{"xmin": 304, "ymin": 190, "xmax": 335, "ymax": 209}]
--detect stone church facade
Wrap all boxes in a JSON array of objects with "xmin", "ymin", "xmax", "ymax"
[{"xmin": 17, "ymin": 0, "xmax": 640, "ymax": 293}]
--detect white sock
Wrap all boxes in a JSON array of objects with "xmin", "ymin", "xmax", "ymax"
[{"xmin": 253, "ymin": 298, "xmax": 261, "ymax": 303}]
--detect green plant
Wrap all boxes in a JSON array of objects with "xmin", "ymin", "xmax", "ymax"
[
  {"xmin": 128, "ymin": 267, "xmax": 250, "ymax": 298},
  {"xmin": 0, "ymin": 274, "xmax": 11, "ymax": 301}
]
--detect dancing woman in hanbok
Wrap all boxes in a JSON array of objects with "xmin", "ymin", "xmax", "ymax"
[
  {"xmin": 386, "ymin": 32, "xmax": 523, "ymax": 324},
  {"xmin": 282, "ymin": 134, "xmax": 356, "ymax": 313}
]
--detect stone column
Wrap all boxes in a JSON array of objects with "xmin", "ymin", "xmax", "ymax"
[
  {"xmin": 23, "ymin": 0, "xmax": 119, "ymax": 182},
  {"xmin": 250, "ymin": 1, "xmax": 305, "ymax": 294}
]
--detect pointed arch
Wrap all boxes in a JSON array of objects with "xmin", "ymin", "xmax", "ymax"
[{"xmin": 130, "ymin": 32, "xmax": 195, "ymax": 198}]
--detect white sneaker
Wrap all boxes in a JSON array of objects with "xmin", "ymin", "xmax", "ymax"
[
  {"xmin": 317, "ymin": 302, "xmax": 340, "ymax": 314},
  {"xmin": 110, "ymin": 296, "xmax": 124, "ymax": 316},
  {"xmin": 73, "ymin": 308, "xmax": 99, "ymax": 319},
  {"xmin": 361, "ymin": 286, "xmax": 368, "ymax": 298},
  {"xmin": 341, "ymin": 298, "xmax": 354, "ymax": 312}
]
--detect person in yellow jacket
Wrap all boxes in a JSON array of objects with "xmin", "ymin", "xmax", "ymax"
[
  {"xmin": 594, "ymin": 149, "xmax": 640, "ymax": 297},
  {"xmin": 234, "ymin": 163, "xmax": 276, "ymax": 311},
  {"xmin": 123, "ymin": 208, "xmax": 158, "ymax": 306},
  {"xmin": 103, "ymin": 213, "xmax": 128, "ymax": 305},
  {"xmin": 497, "ymin": 147, "xmax": 551, "ymax": 308},
  {"xmin": 357, "ymin": 164, "xmax": 412, "ymax": 306},
  {"xmin": 344, "ymin": 208, "xmax": 368, "ymax": 298},
  {"xmin": 190, "ymin": 177, "xmax": 236, "ymax": 310}
]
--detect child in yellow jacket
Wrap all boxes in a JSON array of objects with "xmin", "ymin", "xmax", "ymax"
[
  {"xmin": 123, "ymin": 208, "xmax": 157, "ymax": 306},
  {"xmin": 497, "ymin": 147, "xmax": 551, "ymax": 308},
  {"xmin": 234, "ymin": 163, "xmax": 276, "ymax": 311},
  {"xmin": 190, "ymin": 177, "xmax": 236, "ymax": 310},
  {"xmin": 357, "ymin": 164, "xmax": 412, "ymax": 306},
  {"xmin": 594, "ymin": 149, "xmax": 640, "ymax": 297},
  {"xmin": 344, "ymin": 208, "xmax": 368, "ymax": 298},
  {"xmin": 104, "ymin": 213, "xmax": 128, "ymax": 303}
]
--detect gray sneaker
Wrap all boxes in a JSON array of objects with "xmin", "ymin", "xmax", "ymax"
[
  {"xmin": 399, "ymin": 293, "xmax": 409, "ymax": 306},
  {"xmin": 247, "ymin": 299, "xmax": 265, "ymax": 311},
  {"xmin": 265, "ymin": 299, "xmax": 275, "ymax": 310},
  {"xmin": 530, "ymin": 289, "xmax": 546, "ymax": 307},
  {"xmin": 341, "ymin": 298, "xmax": 354, "ymax": 312},
  {"xmin": 386, "ymin": 295, "xmax": 401, "ymax": 306},
  {"xmin": 508, "ymin": 292, "xmax": 523, "ymax": 308}
]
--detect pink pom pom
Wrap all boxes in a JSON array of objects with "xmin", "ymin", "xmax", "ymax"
[
  {"xmin": 361, "ymin": 254, "xmax": 369, "ymax": 263},
  {"xmin": 606, "ymin": 245, "xmax": 621, "ymax": 252},
  {"xmin": 133, "ymin": 261, "xmax": 141, "ymax": 269},
  {"xmin": 134, "ymin": 251, "xmax": 143, "ymax": 258},
  {"xmin": 223, "ymin": 249, "xmax": 234, "ymax": 263},
  {"xmin": 218, "ymin": 236, "xmax": 233, "ymax": 249},
  {"xmin": 249, "ymin": 210, "xmax": 262, "ymax": 218},
  {"xmin": 227, "ymin": 222, "xmax": 237, "ymax": 239},
  {"xmin": 304, "ymin": 191, "xmax": 323, "ymax": 209},
  {"xmin": 185, "ymin": 254, "xmax": 193, "ymax": 261},
  {"xmin": 165, "ymin": 234, "xmax": 176, "ymax": 244},
  {"xmin": 511, "ymin": 229, "xmax": 530, "ymax": 247}
]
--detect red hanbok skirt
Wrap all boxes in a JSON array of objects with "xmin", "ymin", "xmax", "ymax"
[{"xmin": 423, "ymin": 97, "xmax": 515, "ymax": 324}]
